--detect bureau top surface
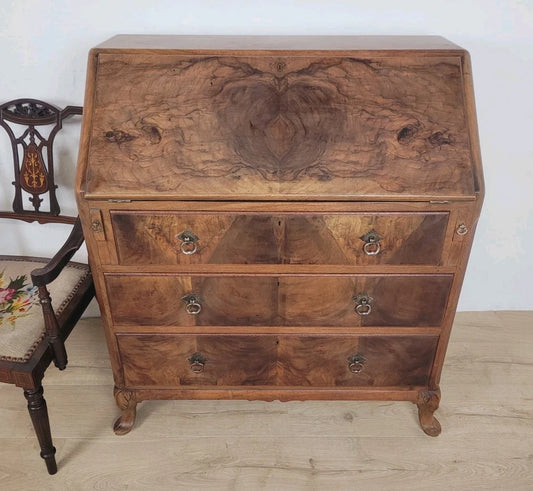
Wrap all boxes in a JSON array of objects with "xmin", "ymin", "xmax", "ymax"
[
  {"xmin": 95, "ymin": 35, "xmax": 464, "ymax": 53},
  {"xmin": 78, "ymin": 35, "xmax": 482, "ymax": 202}
]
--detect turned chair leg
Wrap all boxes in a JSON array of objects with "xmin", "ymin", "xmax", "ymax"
[{"xmin": 24, "ymin": 386, "xmax": 57, "ymax": 475}]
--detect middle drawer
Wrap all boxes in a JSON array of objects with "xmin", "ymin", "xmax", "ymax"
[{"xmin": 105, "ymin": 274, "xmax": 452, "ymax": 327}]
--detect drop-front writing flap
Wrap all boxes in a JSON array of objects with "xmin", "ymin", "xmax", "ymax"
[{"xmin": 82, "ymin": 46, "xmax": 477, "ymax": 201}]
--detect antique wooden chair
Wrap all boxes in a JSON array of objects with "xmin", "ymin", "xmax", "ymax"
[{"xmin": 0, "ymin": 99, "xmax": 95, "ymax": 474}]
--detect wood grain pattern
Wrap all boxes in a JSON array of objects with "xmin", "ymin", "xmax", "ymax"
[
  {"xmin": 105, "ymin": 275, "xmax": 279, "ymax": 326},
  {"xmin": 116, "ymin": 333, "xmax": 437, "ymax": 388},
  {"xmin": 84, "ymin": 53, "xmax": 474, "ymax": 200},
  {"xmin": 277, "ymin": 335, "xmax": 437, "ymax": 387},
  {"xmin": 117, "ymin": 335, "xmax": 278, "ymax": 387},
  {"xmin": 111, "ymin": 211, "xmax": 448, "ymax": 266},
  {"xmin": 105, "ymin": 274, "xmax": 452, "ymax": 327}
]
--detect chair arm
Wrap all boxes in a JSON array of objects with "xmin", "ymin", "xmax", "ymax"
[
  {"xmin": 61, "ymin": 105, "xmax": 83, "ymax": 119},
  {"xmin": 31, "ymin": 217, "xmax": 87, "ymax": 287}
]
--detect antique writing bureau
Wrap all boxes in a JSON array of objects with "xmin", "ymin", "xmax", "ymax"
[{"xmin": 76, "ymin": 35, "xmax": 483, "ymax": 436}]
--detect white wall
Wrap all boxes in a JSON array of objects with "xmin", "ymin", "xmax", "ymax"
[{"xmin": 0, "ymin": 0, "xmax": 531, "ymax": 310}]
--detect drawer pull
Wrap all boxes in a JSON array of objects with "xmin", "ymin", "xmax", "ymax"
[
  {"xmin": 91, "ymin": 219, "xmax": 103, "ymax": 233},
  {"xmin": 176, "ymin": 229, "xmax": 199, "ymax": 255},
  {"xmin": 347, "ymin": 354, "xmax": 366, "ymax": 373},
  {"xmin": 188, "ymin": 353, "xmax": 207, "ymax": 373},
  {"xmin": 353, "ymin": 293, "xmax": 374, "ymax": 316},
  {"xmin": 181, "ymin": 293, "xmax": 202, "ymax": 315},
  {"xmin": 360, "ymin": 229, "xmax": 382, "ymax": 256},
  {"xmin": 456, "ymin": 223, "xmax": 469, "ymax": 236}
]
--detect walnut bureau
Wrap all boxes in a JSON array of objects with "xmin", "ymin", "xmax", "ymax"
[{"xmin": 76, "ymin": 35, "xmax": 483, "ymax": 436}]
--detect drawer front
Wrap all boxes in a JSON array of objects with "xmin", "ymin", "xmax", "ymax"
[
  {"xmin": 277, "ymin": 335, "xmax": 438, "ymax": 387},
  {"xmin": 117, "ymin": 334, "xmax": 438, "ymax": 388},
  {"xmin": 117, "ymin": 334, "xmax": 278, "ymax": 387},
  {"xmin": 106, "ymin": 274, "xmax": 452, "ymax": 327},
  {"xmin": 111, "ymin": 212, "xmax": 448, "ymax": 266}
]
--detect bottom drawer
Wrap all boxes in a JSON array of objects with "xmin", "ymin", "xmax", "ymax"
[{"xmin": 117, "ymin": 334, "xmax": 438, "ymax": 388}]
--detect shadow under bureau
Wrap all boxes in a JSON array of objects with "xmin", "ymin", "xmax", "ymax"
[{"xmin": 76, "ymin": 35, "xmax": 483, "ymax": 436}]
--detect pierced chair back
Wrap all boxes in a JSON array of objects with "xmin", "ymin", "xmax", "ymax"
[{"xmin": 0, "ymin": 99, "xmax": 82, "ymax": 224}]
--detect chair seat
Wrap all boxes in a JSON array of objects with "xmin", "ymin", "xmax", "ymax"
[{"xmin": 0, "ymin": 256, "xmax": 90, "ymax": 362}]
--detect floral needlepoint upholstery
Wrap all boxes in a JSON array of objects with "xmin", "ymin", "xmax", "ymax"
[{"xmin": 0, "ymin": 258, "xmax": 90, "ymax": 362}]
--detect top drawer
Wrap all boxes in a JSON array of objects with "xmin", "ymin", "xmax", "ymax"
[{"xmin": 110, "ymin": 211, "xmax": 448, "ymax": 266}]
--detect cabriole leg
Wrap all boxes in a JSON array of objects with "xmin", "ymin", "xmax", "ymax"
[
  {"xmin": 113, "ymin": 387, "xmax": 137, "ymax": 435},
  {"xmin": 416, "ymin": 388, "xmax": 442, "ymax": 437}
]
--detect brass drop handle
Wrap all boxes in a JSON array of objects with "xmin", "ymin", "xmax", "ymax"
[
  {"xmin": 347, "ymin": 354, "xmax": 366, "ymax": 373},
  {"xmin": 176, "ymin": 229, "xmax": 199, "ymax": 255},
  {"xmin": 353, "ymin": 293, "xmax": 374, "ymax": 316},
  {"xmin": 91, "ymin": 219, "xmax": 102, "ymax": 232},
  {"xmin": 456, "ymin": 223, "xmax": 468, "ymax": 236},
  {"xmin": 188, "ymin": 352, "xmax": 206, "ymax": 373},
  {"xmin": 360, "ymin": 229, "xmax": 382, "ymax": 256},
  {"xmin": 181, "ymin": 293, "xmax": 202, "ymax": 315}
]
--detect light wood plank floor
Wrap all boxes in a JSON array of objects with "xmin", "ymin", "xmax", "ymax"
[{"xmin": 0, "ymin": 312, "xmax": 531, "ymax": 490}]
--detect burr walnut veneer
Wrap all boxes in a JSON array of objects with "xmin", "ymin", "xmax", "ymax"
[{"xmin": 76, "ymin": 35, "xmax": 483, "ymax": 436}]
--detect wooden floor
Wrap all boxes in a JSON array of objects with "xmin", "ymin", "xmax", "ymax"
[{"xmin": 0, "ymin": 311, "xmax": 531, "ymax": 490}]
